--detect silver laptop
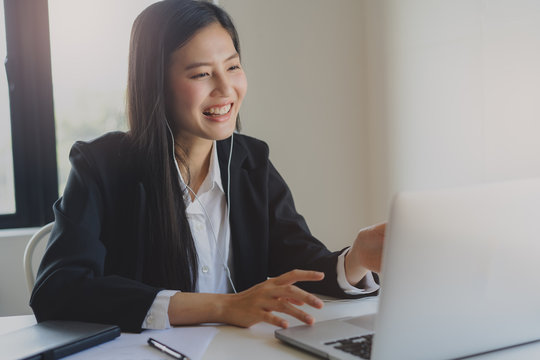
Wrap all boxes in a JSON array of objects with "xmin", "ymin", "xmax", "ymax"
[{"xmin": 276, "ymin": 177, "xmax": 540, "ymax": 359}]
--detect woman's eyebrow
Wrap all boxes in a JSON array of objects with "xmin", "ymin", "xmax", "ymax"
[{"xmin": 184, "ymin": 53, "xmax": 239, "ymax": 71}]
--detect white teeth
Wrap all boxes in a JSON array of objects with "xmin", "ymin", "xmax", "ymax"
[{"xmin": 205, "ymin": 103, "xmax": 231, "ymax": 115}]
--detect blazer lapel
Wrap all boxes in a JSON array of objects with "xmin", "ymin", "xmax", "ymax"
[{"xmin": 217, "ymin": 137, "xmax": 267, "ymax": 291}]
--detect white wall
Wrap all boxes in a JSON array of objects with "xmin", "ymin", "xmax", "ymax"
[
  {"xmin": 0, "ymin": 228, "xmax": 46, "ymax": 316},
  {"xmin": 365, "ymin": 0, "xmax": 540, "ymax": 221}
]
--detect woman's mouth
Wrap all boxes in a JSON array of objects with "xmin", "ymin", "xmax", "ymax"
[{"xmin": 203, "ymin": 103, "xmax": 232, "ymax": 116}]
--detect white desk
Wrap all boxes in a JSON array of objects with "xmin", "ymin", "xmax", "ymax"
[
  {"xmin": 2, "ymin": 297, "xmax": 540, "ymax": 359},
  {"xmin": 204, "ymin": 297, "xmax": 379, "ymax": 359}
]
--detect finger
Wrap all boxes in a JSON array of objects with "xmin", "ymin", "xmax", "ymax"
[
  {"xmin": 274, "ymin": 300, "xmax": 315, "ymax": 325},
  {"xmin": 284, "ymin": 297, "xmax": 304, "ymax": 306},
  {"xmin": 275, "ymin": 284, "xmax": 324, "ymax": 309},
  {"xmin": 274, "ymin": 269, "xmax": 325, "ymax": 286},
  {"xmin": 263, "ymin": 311, "xmax": 289, "ymax": 328}
]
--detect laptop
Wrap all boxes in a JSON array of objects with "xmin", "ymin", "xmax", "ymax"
[
  {"xmin": 276, "ymin": 177, "xmax": 540, "ymax": 359},
  {"xmin": 1, "ymin": 320, "xmax": 121, "ymax": 360}
]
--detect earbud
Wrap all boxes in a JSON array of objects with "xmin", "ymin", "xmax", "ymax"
[{"xmin": 165, "ymin": 121, "xmax": 237, "ymax": 293}]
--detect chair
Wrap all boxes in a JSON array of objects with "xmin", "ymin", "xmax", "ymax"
[{"xmin": 23, "ymin": 222, "xmax": 54, "ymax": 293}]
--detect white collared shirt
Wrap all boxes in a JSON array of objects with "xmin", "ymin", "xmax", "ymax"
[
  {"xmin": 143, "ymin": 142, "xmax": 231, "ymax": 329},
  {"xmin": 181, "ymin": 142, "xmax": 233, "ymax": 294},
  {"xmin": 142, "ymin": 142, "xmax": 379, "ymax": 329}
]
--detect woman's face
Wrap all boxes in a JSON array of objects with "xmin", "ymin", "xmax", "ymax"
[{"xmin": 167, "ymin": 22, "xmax": 247, "ymax": 145}]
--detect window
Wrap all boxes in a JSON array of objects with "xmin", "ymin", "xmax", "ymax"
[
  {"xmin": 49, "ymin": 0, "xmax": 158, "ymax": 193},
  {"xmin": 0, "ymin": 2, "xmax": 15, "ymax": 215},
  {"xmin": 0, "ymin": 0, "xmax": 57, "ymax": 228},
  {"xmin": 0, "ymin": 0, "xmax": 158, "ymax": 228}
]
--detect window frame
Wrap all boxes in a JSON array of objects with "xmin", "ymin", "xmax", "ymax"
[{"xmin": 0, "ymin": 0, "xmax": 58, "ymax": 229}]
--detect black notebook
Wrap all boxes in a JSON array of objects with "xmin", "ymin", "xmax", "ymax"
[{"xmin": 0, "ymin": 320, "xmax": 121, "ymax": 360}]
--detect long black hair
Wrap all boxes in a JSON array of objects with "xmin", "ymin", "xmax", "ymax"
[{"xmin": 127, "ymin": 0, "xmax": 241, "ymax": 291}]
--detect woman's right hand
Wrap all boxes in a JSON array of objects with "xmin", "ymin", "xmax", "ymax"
[{"xmin": 220, "ymin": 269, "xmax": 325, "ymax": 328}]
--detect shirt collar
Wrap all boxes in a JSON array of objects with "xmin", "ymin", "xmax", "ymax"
[
  {"xmin": 207, "ymin": 140, "xmax": 224, "ymax": 193},
  {"xmin": 177, "ymin": 141, "xmax": 224, "ymax": 197}
]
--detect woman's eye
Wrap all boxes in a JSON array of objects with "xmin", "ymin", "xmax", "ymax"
[
  {"xmin": 228, "ymin": 65, "xmax": 241, "ymax": 71},
  {"xmin": 191, "ymin": 72, "xmax": 209, "ymax": 79}
]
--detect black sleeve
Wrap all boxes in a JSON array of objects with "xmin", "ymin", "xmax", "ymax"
[
  {"xmin": 266, "ymin": 161, "xmax": 378, "ymax": 299},
  {"xmin": 29, "ymin": 143, "xmax": 160, "ymax": 333}
]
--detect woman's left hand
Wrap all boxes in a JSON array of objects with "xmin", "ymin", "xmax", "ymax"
[{"xmin": 344, "ymin": 223, "xmax": 386, "ymax": 285}]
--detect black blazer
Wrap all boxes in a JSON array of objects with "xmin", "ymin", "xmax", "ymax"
[{"xmin": 30, "ymin": 132, "xmax": 375, "ymax": 332}]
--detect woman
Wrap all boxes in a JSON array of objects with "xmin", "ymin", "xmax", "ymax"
[{"xmin": 30, "ymin": 0, "xmax": 385, "ymax": 333}]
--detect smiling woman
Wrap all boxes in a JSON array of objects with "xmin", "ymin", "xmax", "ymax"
[
  {"xmin": 166, "ymin": 23, "xmax": 247, "ymax": 165},
  {"xmin": 30, "ymin": 0, "xmax": 383, "ymax": 333}
]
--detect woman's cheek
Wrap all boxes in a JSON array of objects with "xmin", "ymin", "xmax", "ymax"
[
  {"xmin": 234, "ymin": 75, "xmax": 248, "ymax": 104},
  {"xmin": 176, "ymin": 81, "xmax": 208, "ymax": 110}
]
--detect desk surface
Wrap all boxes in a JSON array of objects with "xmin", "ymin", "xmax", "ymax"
[{"xmin": 2, "ymin": 297, "xmax": 540, "ymax": 360}]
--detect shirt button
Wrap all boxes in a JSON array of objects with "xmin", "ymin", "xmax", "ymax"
[
  {"xmin": 147, "ymin": 315, "xmax": 153, "ymax": 324},
  {"xmin": 202, "ymin": 265, "xmax": 209, "ymax": 274}
]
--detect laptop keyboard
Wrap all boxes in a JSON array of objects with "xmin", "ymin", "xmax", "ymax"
[{"xmin": 324, "ymin": 334, "xmax": 373, "ymax": 359}]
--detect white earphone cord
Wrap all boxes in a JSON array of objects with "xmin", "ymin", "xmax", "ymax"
[{"xmin": 166, "ymin": 122, "xmax": 237, "ymax": 294}]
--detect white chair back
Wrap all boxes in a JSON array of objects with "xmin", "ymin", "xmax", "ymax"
[{"xmin": 23, "ymin": 222, "xmax": 54, "ymax": 293}]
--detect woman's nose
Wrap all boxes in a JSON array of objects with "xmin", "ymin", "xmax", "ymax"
[{"xmin": 211, "ymin": 73, "xmax": 233, "ymax": 97}]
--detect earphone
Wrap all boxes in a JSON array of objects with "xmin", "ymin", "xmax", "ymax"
[{"xmin": 165, "ymin": 122, "xmax": 237, "ymax": 294}]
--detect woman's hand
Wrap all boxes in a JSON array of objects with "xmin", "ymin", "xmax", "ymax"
[
  {"xmin": 221, "ymin": 269, "xmax": 324, "ymax": 329},
  {"xmin": 345, "ymin": 223, "xmax": 386, "ymax": 285}
]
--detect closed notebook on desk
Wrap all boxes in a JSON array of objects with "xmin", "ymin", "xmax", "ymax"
[{"xmin": 0, "ymin": 320, "xmax": 120, "ymax": 360}]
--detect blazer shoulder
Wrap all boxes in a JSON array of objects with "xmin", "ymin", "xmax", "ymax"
[
  {"xmin": 71, "ymin": 131, "xmax": 130, "ymax": 160},
  {"xmin": 72, "ymin": 131, "xmax": 129, "ymax": 154},
  {"xmin": 69, "ymin": 131, "xmax": 135, "ymax": 178}
]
